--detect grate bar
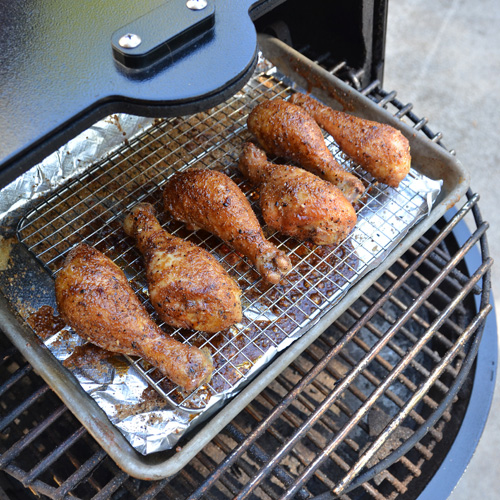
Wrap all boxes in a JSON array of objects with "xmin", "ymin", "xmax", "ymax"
[
  {"xmin": 279, "ymin": 358, "xmax": 429, "ymax": 494},
  {"xmin": 136, "ymin": 479, "xmax": 172, "ymax": 500},
  {"xmin": 377, "ymin": 90, "xmax": 398, "ymax": 107},
  {"xmin": 22, "ymin": 426, "xmax": 87, "ymax": 486},
  {"xmin": 335, "ymin": 300, "xmax": 492, "ymax": 496},
  {"xmin": 0, "ymin": 384, "xmax": 50, "ymax": 433},
  {"xmin": 0, "ymin": 405, "xmax": 68, "ymax": 469},
  {"xmin": 347, "ymin": 298, "xmax": 458, "ymax": 399},
  {"xmin": 254, "ymin": 384, "xmax": 386, "ymax": 499},
  {"xmin": 191, "ymin": 449, "xmax": 245, "ymax": 498},
  {"xmin": 360, "ymin": 79, "xmax": 381, "ymax": 95},
  {"xmin": 224, "ymin": 422, "xmax": 310, "ymax": 500},
  {"xmin": 207, "ymin": 435, "xmax": 261, "ymax": 497},
  {"xmin": 91, "ymin": 471, "xmax": 129, "ymax": 500},
  {"xmin": 371, "ymin": 277, "xmax": 461, "ymax": 351},
  {"xmin": 294, "ymin": 338, "xmax": 442, "ymax": 454},
  {"xmin": 243, "ymin": 396, "xmax": 347, "ymax": 496},
  {"xmin": 332, "ymin": 334, "xmax": 444, "ymax": 445},
  {"xmin": 0, "ymin": 363, "xmax": 32, "ymax": 398},
  {"xmin": 53, "ymin": 449, "xmax": 108, "ymax": 499},
  {"xmin": 2, "ymin": 463, "xmax": 59, "ymax": 498},
  {"xmin": 394, "ymin": 103, "xmax": 414, "ymax": 118},
  {"xmin": 411, "ymin": 239, "xmax": 481, "ymax": 294},
  {"xmin": 92, "ymin": 471, "xmax": 128, "ymax": 500},
  {"xmin": 286, "ymin": 257, "xmax": 492, "ymax": 499}
]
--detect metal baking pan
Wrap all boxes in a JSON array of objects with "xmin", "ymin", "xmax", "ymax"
[{"xmin": 0, "ymin": 35, "xmax": 469, "ymax": 479}]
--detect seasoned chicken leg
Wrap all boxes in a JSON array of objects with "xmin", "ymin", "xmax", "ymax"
[
  {"xmin": 163, "ymin": 169, "xmax": 292, "ymax": 284},
  {"xmin": 247, "ymin": 98, "xmax": 365, "ymax": 202},
  {"xmin": 55, "ymin": 243, "xmax": 213, "ymax": 391},
  {"xmin": 290, "ymin": 93, "xmax": 411, "ymax": 187},
  {"xmin": 239, "ymin": 142, "xmax": 357, "ymax": 245},
  {"xmin": 123, "ymin": 203, "xmax": 242, "ymax": 333}
]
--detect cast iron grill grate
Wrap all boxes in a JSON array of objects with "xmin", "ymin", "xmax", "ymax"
[
  {"xmin": 0, "ymin": 193, "xmax": 491, "ymax": 498},
  {"xmin": 0, "ymin": 71, "xmax": 492, "ymax": 499}
]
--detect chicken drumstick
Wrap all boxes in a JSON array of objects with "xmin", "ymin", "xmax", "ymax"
[
  {"xmin": 55, "ymin": 243, "xmax": 213, "ymax": 391},
  {"xmin": 289, "ymin": 93, "xmax": 411, "ymax": 188},
  {"xmin": 123, "ymin": 203, "xmax": 242, "ymax": 333},
  {"xmin": 163, "ymin": 168, "xmax": 292, "ymax": 284},
  {"xmin": 247, "ymin": 98, "xmax": 365, "ymax": 202},
  {"xmin": 239, "ymin": 142, "xmax": 357, "ymax": 245}
]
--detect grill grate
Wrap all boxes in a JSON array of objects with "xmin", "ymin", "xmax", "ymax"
[
  {"xmin": 16, "ymin": 61, "xmax": 431, "ymax": 411},
  {"xmin": 0, "ymin": 69, "xmax": 493, "ymax": 498},
  {"xmin": 0, "ymin": 192, "xmax": 491, "ymax": 498}
]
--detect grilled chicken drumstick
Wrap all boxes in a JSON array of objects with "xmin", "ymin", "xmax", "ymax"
[
  {"xmin": 290, "ymin": 93, "xmax": 411, "ymax": 188},
  {"xmin": 163, "ymin": 168, "xmax": 292, "ymax": 284},
  {"xmin": 55, "ymin": 243, "xmax": 213, "ymax": 392},
  {"xmin": 247, "ymin": 98, "xmax": 365, "ymax": 203},
  {"xmin": 239, "ymin": 143, "xmax": 357, "ymax": 245},
  {"xmin": 123, "ymin": 203, "xmax": 242, "ymax": 333}
]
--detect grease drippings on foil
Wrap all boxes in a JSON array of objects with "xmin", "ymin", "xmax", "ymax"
[
  {"xmin": 27, "ymin": 305, "xmax": 66, "ymax": 341},
  {"xmin": 0, "ymin": 236, "xmax": 14, "ymax": 270}
]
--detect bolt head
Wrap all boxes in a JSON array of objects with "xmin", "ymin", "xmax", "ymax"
[
  {"xmin": 118, "ymin": 33, "xmax": 142, "ymax": 49},
  {"xmin": 186, "ymin": 0, "xmax": 207, "ymax": 10}
]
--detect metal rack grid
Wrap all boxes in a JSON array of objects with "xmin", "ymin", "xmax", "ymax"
[
  {"xmin": 15, "ymin": 62, "xmax": 432, "ymax": 411},
  {"xmin": 0, "ymin": 61, "xmax": 493, "ymax": 497}
]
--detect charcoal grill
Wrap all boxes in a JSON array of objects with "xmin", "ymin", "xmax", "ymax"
[{"xmin": 0, "ymin": 1, "xmax": 496, "ymax": 498}]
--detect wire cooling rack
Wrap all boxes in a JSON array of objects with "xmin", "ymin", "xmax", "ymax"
[{"xmin": 16, "ymin": 60, "xmax": 434, "ymax": 411}]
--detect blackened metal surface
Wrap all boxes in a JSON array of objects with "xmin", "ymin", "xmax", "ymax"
[
  {"xmin": 253, "ymin": 0, "xmax": 389, "ymax": 88},
  {"xmin": 0, "ymin": 0, "xmax": 265, "ymax": 186}
]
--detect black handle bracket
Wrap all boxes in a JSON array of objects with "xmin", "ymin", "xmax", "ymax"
[{"xmin": 111, "ymin": 0, "xmax": 215, "ymax": 69}]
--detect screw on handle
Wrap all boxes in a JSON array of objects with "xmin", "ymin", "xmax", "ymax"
[{"xmin": 112, "ymin": 0, "xmax": 215, "ymax": 69}]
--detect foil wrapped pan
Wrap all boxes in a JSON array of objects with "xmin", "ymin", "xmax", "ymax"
[{"xmin": 1, "ymin": 54, "xmax": 443, "ymax": 457}]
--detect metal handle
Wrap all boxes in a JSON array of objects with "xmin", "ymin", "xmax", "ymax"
[{"xmin": 111, "ymin": 0, "xmax": 215, "ymax": 69}]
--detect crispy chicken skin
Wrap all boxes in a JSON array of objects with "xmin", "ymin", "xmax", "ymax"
[
  {"xmin": 123, "ymin": 203, "xmax": 242, "ymax": 333},
  {"xmin": 239, "ymin": 143, "xmax": 357, "ymax": 245},
  {"xmin": 55, "ymin": 243, "xmax": 213, "ymax": 392},
  {"xmin": 163, "ymin": 169, "xmax": 292, "ymax": 284},
  {"xmin": 290, "ymin": 93, "xmax": 411, "ymax": 188},
  {"xmin": 247, "ymin": 98, "xmax": 365, "ymax": 202}
]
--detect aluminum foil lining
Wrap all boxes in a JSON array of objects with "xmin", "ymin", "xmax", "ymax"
[
  {"xmin": 0, "ymin": 114, "xmax": 158, "ymax": 230},
  {"xmin": 0, "ymin": 60, "xmax": 442, "ymax": 455}
]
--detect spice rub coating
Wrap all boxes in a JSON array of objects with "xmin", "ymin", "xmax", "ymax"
[
  {"xmin": 290, "ymin": 93, "xmax": 411, "ymax": 188},
  {"xmin": 55, "ymin": 243, "xmax": 213, "ymax": 392},
  {"xmin": 247, "ymin": 98, "xmax": 365, "ymax": 202},
  {"xmin": 123, "ymin": 202, "xmax": 242, "ymax": 333},
  {"xmin": 239, "ymin": 142, "xmax": 357, "ymax": 245},
  {"xmin": 163, "ymin": 168, "xmax": 292, "ymax": 284}
]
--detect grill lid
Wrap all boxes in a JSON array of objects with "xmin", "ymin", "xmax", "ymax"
[{"xmin": 0, "ymin": 0, "xmax": 273, "ymax": 189}]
